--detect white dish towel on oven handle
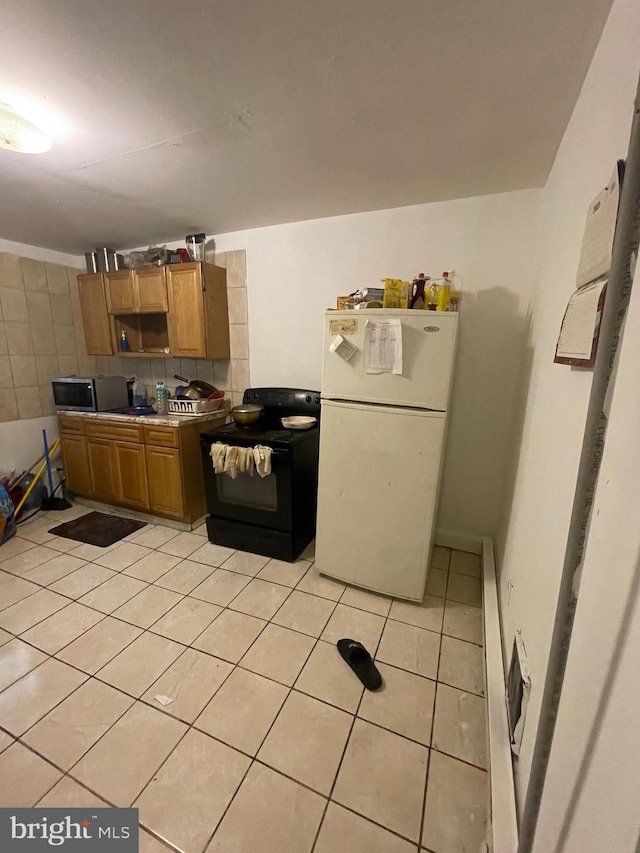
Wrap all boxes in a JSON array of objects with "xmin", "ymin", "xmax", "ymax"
[
  {"xmin": 210, "ymin": 442, "xmax": 270, "ymax": 478},
  {"xmin": 253, "ymin": 445, "xmax": 272, "ymax": 478}
]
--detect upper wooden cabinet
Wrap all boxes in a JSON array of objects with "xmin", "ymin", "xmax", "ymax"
[
  {"xmin": 78, "ymin": 262, "xmax": 229, "ymax": 358},
  {"xmin": 77, "ymin": 274, "xmax": 113, "ymax": 356}
]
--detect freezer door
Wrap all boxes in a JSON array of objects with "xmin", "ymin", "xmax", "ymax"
[
  {"xmin": 322, "ymin": 309, "xmax": 458, "ymax": 410},
  {"xmin": 315, "ymin": 399, "xmax": 446, "ymax": 600}
]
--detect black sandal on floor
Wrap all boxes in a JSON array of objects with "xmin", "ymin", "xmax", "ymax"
[{"xmin": 337, "ymin": 638, "xmax": 383, "ymax": 691}]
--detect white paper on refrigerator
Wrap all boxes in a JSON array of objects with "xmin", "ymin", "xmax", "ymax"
[{"xmin": 364, "ymin": 319, "xmax": 403, "ymax": 374}]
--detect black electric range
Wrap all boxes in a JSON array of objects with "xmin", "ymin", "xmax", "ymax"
[{"xmin": 200, "ymin": 388, "xmax": 320, "ymax": 561}]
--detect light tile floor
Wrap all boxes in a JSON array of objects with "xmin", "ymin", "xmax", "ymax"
[{"xmin": 0, "ymin": 504, "xmax": 488, "ymax": 853}]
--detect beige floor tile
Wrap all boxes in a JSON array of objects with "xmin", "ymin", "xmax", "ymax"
[
  {"xmin": 78, "ymin": 574, "xmax": 148, "ymax": 614},
  {"xmin": 272, "ymin": 589, "xmax": 335, "ymax": 637},
  {"xmin": 229, "ymin": 578, "xmax": 291, "ymax": 620},
  {"xmin": 446, "ymin": 573, "xmax": 482, "ymax": 608},
  {"xmin": 240, "ymin": 623, "xmax": 314, "ymax": 686},
  {"xmin": 38, "ymin": 775, "xmax": 109, "ymax": 807},
  {"xmin": 48, "ymin": 563, "xmax": 116, "ymax": 598},
  {"xmin": 340, "ymin": 586, "xmax": 392, "ymax": 617},
  {"xmin": 0, "ymin": 573, "xmax": 40, "ymax": 610},
  {"xmin": 388, "ymin": 595, "xmax": 444, "ymax": 633},
  {"xmin": 16, "ymin": 519, "xmax": 57, "ymax": 545},
  {"xmin": 295, "ymin": 639, "xmax": 364, "ymax": 713},
  {"xmin": 94, "ymin": 542, "xmax": 152, "ymax": 571},
  {"xmin": 0, "ymin": 536, "xmax": 36, "ymax": 561},
  {"xmin": 72, "ymin": 701, "xmax": 187, "ymax": 806},
  {"xmin": 300, "ymin": 539, "xmax": 315, "ymax": 560},
  {"xmin": 206, "ymin": 762, "xmax": 325, "ymax": 853},
  {"xmin": 192, "ymin": 609, "xmax": 266, "ymax": 663},
  {"xmin": 23, "ymin": 678, "xmax": 134, "ymax": 769},
  {"xmin": 20, "ymin": 602, "xmax": 104, "ymax": 653},
  {"xmin": 321, "ymin": 604, "xmax": 385, "ymax": 653},
  {"xmin": 45, "ymin": 536, "xmax": 84, "ymax": 554},
  {"xmin": 257, "ymin": 557, "xmax": 311, "ymax": 587},
  {"xmin": 68, "ymin": 541, "xmax": 118, "ymax": 561},
  {"xmin": 113, "ymin": 585, "xmax": 182, "ymax": 629},
  {"xmin": 316, "ymin": 803, "xmax": 415, "ymax": 853},
  {"xmin": 139, "ymin": 829, "xmax": 171, "ymax": 853},
  {"xmin": 23, "ymin": 553, "xmax": 87, "ymax": 587},
  {"xmin": 160, "ymin": 532, "xmax": 208, "ymax": 559},
  {"xmin": 431, "ymin": 545, "xmax": 451, "ymax": 570},
  {"xmin": 432, "ymin": 684, "xmax": 487, "ymax": 769},
  {"xmin": 97, "ymin": 632, "xmax": 185, "ymax": 698},
  {"xmin": 57, "ymin": 616, "xmax": 143, "ymax": 674},
  {"xmin": 154, "ymin": 559, "xmax": 213, "ymax": 594},
  {"xmin": 0, "ymin": 742, "xmax": 62, "ymax": 806},
  {"xmin": 0, "ymin": 729, "xmax": 13, "ymax": 753},
  {"xmin": 450, "ymin": 549, "xmax": 482, "ymax": 578},
  {"xmin": 0, "ymin": 638, "xmax": 47, "ymax": 691},
  {"xmin": 423, "ymin": 750, "xmax": 488, "ymax": 853},
  {"xmin": 0, "ymin": 588, "xmax": 69, "ymax": 634},
  {"xmin": 359, "ymin": 662, "xmax": 435, "ymax": 745},
  {"xmin": 427, "ymin": 567, "xmax": 448, "ymax": 598},
  {"xmin": 0, "ymin": 544, "xmax": 60, "ymax": 577},
  {"xmin": 127, "ymin": 525, "xmax": 180, "ymax": 550},
  {"xmin": 0, "ymin": 627, "xmax": 10, "ymax": 646},
  {"xmin": 297, "ymin": 565, "xmax": 346, "ymax": 601},
  {"xmin": 258, "ymin": 690, "xmax": 352, "ymax": 795},
  {"xmin": 334, "ymin": 719, "xmax": 428, "ymax": 842},
  {"xmin": 136, "ymin": 729, "xmax": 250, "ymax": 853},
  {"xmin": 377, "ymin": 620, "xmax": 440, "ymax": 680},
  {"xmin": 151, "ymin": 596, "xmax": 221, "ymax": 645},
  {"xmin": 443, "ymin": 600, "xmax": 484, "ymax": 646},
  {"xmin": 123, "ymin": 551, "xmax": 181, "ymax": 583},
  {"xmin": 190, "ymin": 568, "xmax": 251, "ymax": 606},
  {"xmin": 439, "ymin": 636, "xmax": 485, "ymax": 696},
  {"xmin": 0, "ymin": 657, "xmax": 86, "ymax": 735},
  {"xmin": 196, "ymin": 667, "xmax": 287, "ymax": 755},
  {"xmin": 144, "ymin": 649, "xmax": 233, "ymax": 722},
  {"xmin": 192, "ymin": 522, "xmax": 207, "ymax": 537},
  {"xmin": 218, "ymin": 548, "xmax": 268, "ymax": 576}
]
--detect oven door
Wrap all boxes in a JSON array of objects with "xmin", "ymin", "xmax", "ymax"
[{"xmin": 202, "ymin": 445, "xmax": 293, "ymax": 532}]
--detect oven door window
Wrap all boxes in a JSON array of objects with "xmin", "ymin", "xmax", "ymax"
[{"xmin": 216, "ymin": 472, "xmax": 278, "ymax": 511}]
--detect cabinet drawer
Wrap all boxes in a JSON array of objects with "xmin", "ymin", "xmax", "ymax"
[
  {"xmin": 84, "ymin": 420, "xmax": 144, "ymax": 443},
  {"xmin": 143, "ymin": 425, "xmax": 179, "ymax": 448},
  {"xmin": 58, "ymin": 416, "xmax": 84, "ymax": 435}
]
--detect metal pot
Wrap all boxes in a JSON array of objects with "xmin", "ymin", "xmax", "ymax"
[
  {"xmin": 174, "ymin": 374, "xmax": 216, "ymax": 400},
  {"xmin": 231, "ymin": 404, "xmax": 264, "ymax": 426}
]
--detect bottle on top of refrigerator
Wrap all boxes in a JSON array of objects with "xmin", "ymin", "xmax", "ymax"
[
  {"xmin": 409, "ymin": 273, "xmax": 429, "ymax": 309},
  {"xmin": 437, "ymin": 272, "xmax": 451, "ymax": 311},
  {"xmin": 155, "ymin": 381, "xmax": 168, "ymax": 415},
  {"xmin": 448, "ymin": 270, "xmax": 461, "ymax": 312},
  {"xmin": 426, "ymin": 280, "xmax": 440, "ymax": 311}
]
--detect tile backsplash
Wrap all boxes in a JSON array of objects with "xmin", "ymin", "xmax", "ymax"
[
  {"xmin": 0, "ymin": 248, "xmax": 250, "ymax": 423},
  {"xmin": 0, "ymin": 253, "xmax": 95, "ymax": 422}
]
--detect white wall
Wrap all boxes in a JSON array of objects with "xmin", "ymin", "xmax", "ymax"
[
  {"xmin": 213, "ymin": 189, "xmax": 541, "ymax": 539},
  {"xmin": 496, "ymin": 0, "xmax": 640, "ymax": 812},
  {"xmin": 0, "ymin": 237, "xmax": 82, "ymax": 269}
]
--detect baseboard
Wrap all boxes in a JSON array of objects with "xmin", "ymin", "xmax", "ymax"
[
  {"xmin": 435, "ymin": 528, "xmax": 483, "ymax": 554},
  {"xmin": 482, "ymin": 536, "xmax": 518, "ymax": 853}
]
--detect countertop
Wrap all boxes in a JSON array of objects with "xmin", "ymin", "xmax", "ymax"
[{"xmin": 58, "ymin": 409, "xmax": 228, "ymax": 429}]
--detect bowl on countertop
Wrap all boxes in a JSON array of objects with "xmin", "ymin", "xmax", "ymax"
[{"xmin": 281, "ymin": 416, "xmax": 317, "ymax": 430}]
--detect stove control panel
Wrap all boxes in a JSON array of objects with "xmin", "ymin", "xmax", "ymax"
[{"xmin": 243, "ymin": 387, "xmax": 321, "ymax": 417}]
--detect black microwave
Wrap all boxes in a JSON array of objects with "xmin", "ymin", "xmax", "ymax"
[{"xmin": 52, "ymin": 375, "xmax": 129, "ymax": 412}]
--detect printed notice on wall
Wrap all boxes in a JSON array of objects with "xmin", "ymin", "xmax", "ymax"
[
  {"xmin": 364, "ymin": 319, "xmax": 403, "ymax": 374},
  {"xmin": 554, "ymin": 279, "xmax": 607, "ymax": 366},
  {"xmin": 575, "ymin": 164, "xmax": 622, "ymax": 288}
]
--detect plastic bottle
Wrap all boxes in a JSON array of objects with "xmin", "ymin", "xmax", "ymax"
[
  {"xmin": 448, "ymin": 270, "xmax": 461, "ymax": 312},
  {"xmin": 437, "ymin": 272, "xmax": 451, "ymax": 311},
  {"xmin": 119, "ymin": 331, "xmax": 130, "ymax": 352},
  {"xmin": 155, "ymin": 381, "xmax": 168, "ymax": 415},
  {"xmin": 409, "ymin": 273, "xmax": 429, "ymax": 309},
  {"xmin": 426, "ymin": 280, "xmax": 440, "ymax": 311}
]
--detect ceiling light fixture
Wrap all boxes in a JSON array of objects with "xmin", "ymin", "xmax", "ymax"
[{"xmin": 0, "ymin": 103, "xmax": 52, "ymax": 154}]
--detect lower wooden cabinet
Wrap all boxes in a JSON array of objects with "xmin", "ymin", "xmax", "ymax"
[
  {"xmin": 145, "ymin": 446, "xmax": 184, "ymax": 519},
  {"xmin": 60, "ymin": 433, "xmax": 92, "ymax": 497},
  {"xmin": 87, "ymin": 438, "xmax": 118, "ymax": 503},
  {"xmin": 114, "ymin": 441, "xmax": 149, "ymax": 510},
  {"xmin": 58, "ymin": 414, "xmax": 218, "ymax": 524}
]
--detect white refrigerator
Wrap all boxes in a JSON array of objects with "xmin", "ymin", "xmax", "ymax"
[{"xmin": 315, "ymin": 309, "xmax": 459, "ymax": 601}]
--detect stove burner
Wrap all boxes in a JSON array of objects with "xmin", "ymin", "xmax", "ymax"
[{"xmin": 265, "ymin": 430, "xmax": 292, "ymax": 440}]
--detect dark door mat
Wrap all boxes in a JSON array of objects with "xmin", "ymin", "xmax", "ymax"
[{"xmin": 49, "ymin": 511, "xmax": 146, "ymax": 547}]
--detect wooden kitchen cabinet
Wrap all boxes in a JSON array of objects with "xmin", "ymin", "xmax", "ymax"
[
  {"xmin": 105, "ymin": 271, "xmax": 137, "ymax": 314},
  {"xmin": 135, "ymin": 267, "xmax": 168, "ymax": 312},
  {"xmin": 114, "ymin": 441, "xmax": 149, "ymax": 510},
  {"xmin": 77, "ymin": 274, "xmax": 113, "ymax": 355},
  {"xmin": 87, "ymin": 438, "xmax": 119, "ymax": 503},
  {"xmin": 145, "ymin": 445, "xmax": 184, "ymax": 518},
  {"xmin": 59, "ymin": 433, "xmax": 93, "ymax": 496},
  {"xmin": 166, "ymin": 263, "xmax": 230, "ymax": 358}
]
